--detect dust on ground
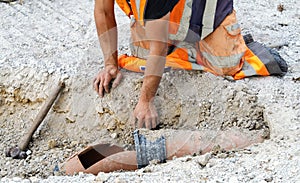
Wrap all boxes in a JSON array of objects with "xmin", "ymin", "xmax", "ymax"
[{"xmin": 0, "ymin": 0, "xmax": 299, "ymax": 182}]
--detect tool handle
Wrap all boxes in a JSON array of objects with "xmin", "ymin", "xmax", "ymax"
[{"xmin": 19, "ymin": 81, "xmax": 65, "ymax": 151}]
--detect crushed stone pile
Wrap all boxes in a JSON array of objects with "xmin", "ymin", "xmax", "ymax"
[{"xmin": 0, "ymin": 0, "xmax": 299, "ymax": 182}]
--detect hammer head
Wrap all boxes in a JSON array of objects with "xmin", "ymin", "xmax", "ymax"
[{"xmin": 5, "ymin": 147, "xmax": 27, "ymax": 159}]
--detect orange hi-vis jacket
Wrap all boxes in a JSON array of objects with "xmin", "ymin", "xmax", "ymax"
[{"xmin": 116, "ymin": 0, "xmax": 287, "ymax": 79}]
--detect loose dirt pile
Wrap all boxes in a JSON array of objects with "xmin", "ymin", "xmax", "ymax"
[{"xmin": 0, "ymin": 0, "xmax": 299, "ymax": 182}]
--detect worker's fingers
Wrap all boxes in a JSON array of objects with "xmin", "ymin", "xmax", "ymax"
[
  {"xmin": 137, "ymin": 116, "xmax": 144, "ymax": 129},
  {"xmin": 103, "ymin": 72, "xmax": 113, "ymax": 93},
  {"xmin": 151, "ymin": 115, "xmax": 157, "ymax": 129},
  {"xmin": 93, "ymin": 77, "xmax": 100, "ymax": 93},
  {"xmin": 98, "ymin": 75, "xmax": 104, "ymax": 97},
  {"xmin": 145, "ymin": 117, "xmax": 152, "ymax": 129},
  {"xmin": 112, "ymin": 72, "xmax": 122, "ymax": 88}
]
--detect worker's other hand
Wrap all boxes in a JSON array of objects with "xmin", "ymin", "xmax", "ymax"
[
  {"xmin": 93, "ymin": 65, "xmax": 122, "ymax": 97},
  {"xmin": 133, "ymin": 100, "xmax": 158, "ymax": 129}
]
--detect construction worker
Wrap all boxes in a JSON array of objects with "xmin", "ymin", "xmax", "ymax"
[
  {"xmin": 93, "ymin": 0, "xmax": 180, "ymax": 130},
  {"xmin": 93, "ymin": 0, "xmax": 287, "ymax": 130}
]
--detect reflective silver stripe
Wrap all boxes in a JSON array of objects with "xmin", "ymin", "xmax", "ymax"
[
  {"xmin": 202, "ymin": 52, "xmax": 243, "ymax": 68},
  {"xmin": 187, "ymin": 47, "xmax": 197, "ymax": 63},
  {"xmin": 176, "ymin": 41, "xmax": 197, "ymax": 62},
  {"xmin": 225, "ymin": 23, "xmax": 240, "ymax": 33},
  {"xmin": 191, "ymin": 63, "xmax": 204, "ymax": 70},
  {"xmin": 201, "ymin": 0, "xmax": 218, "ymax": 39},
  {"xmin": 241, "ymin": 61, "xmax": 257, "ymax": 76},
  {"xmin": 135, "ymin": 0, "xmax": 141, "ymax": 20},
  {"xmin": 169, "ymin": 0, "xmax": 193, "ymax": 41}
]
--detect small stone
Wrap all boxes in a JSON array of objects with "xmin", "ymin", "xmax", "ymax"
[
  {"xmin": 181, "ymin": 156, "xmax": 192, "ymax": 162},
  {"xmin": 217, "ymin": 153, "xmax": 228, "ymax": 159},
  {"xmin": 65, "ymin": 117, "xmax": 75, "ymax": 123},
  {"xmin": 238, "ymin": 167, "xmax": 245, "ymax": 173},
  {"xmin": 265, "ymin": 176, "xmax": 273, "ymax": 182},
  {"xmin": 48, "ymin": 139, "xmax": 57, "ymax": 149},
  {"xmin": 206, "ymin": 162, "xmax": 213, "ymax": 168},
  {"xmin": 247, "ymin": 172, "xmax": 255, "ymax": 179},
  {"xmin": 78, "ymin": 171, "xmax": 85, "ymax": 177},
  {"xmin": 277, "ymin": 4, "xmax": 285, "ymax": 12},
  {"xmin": 26, "ymin": 149, "xmax": 32, "ymax": 155},
  {"xmin": 62, "ymin": 74, "xmax": 70, "ymax": 80},
  {"xmin": 0, "ymin": 170, "xmax": 8, "ymax": 177},
  {"xmin": 41, "ymin": 161, "xmax": 49, "ymax": 166},
  {"xmin": 96, "ymin": 172, "xmax": 110, "ymax": 182},
  {"xmin": 18, "ymin": 159, "xmax": 26, "ymax": 166},
  {"xmin": 114, "ymin": 177, "xmax": 127, "ymax": 183},
  {"xmin": 12, "ymin": 177, "xmax": 22, "ymax": 182},
  {"xmin": 142, "ymin": 166, "xmax": 152, "ymax": 173},
  {"xmin": 48, "ymin": 69, "xmax": 55, "ymax": 74},
  {"xmin": 245, "ymin": 121, "xmax": 252, "ymax": 128},
  {"xmin": 65, "ymin": 148, "xmax": 73, "ymax": 152},
  {"xmin": 228, "ymin": 176, "xmax": 239, "ymax": 183},
  {"xmin": 110, "ymin": 133, "xmax": 118, "ymax": 139},
  {"xmin": 197, "ymin": 153, "xmax": 211, "ymax": 167},
  {"xmin": 229, "ymin": 158, "xmax": 237, "ymax": 163},
  {"xmin": 1, "ymin": 178, "xmax": 8, "ymax": 182},
  {"xmin": 70, "ymin": 141, "xmax": 79, "ymax": 147},
  {"xmin": 21, "ymin": 179, "xmax": 31, "ymax": 183},
  {"xmin": 149, "ymin": 159, "xmax": 161, "ymax": 165},
  {"xmin": 85, "ymin": 174, "xmax": 96, "ymax": 182},
  {"xmin": 29, "ymin": 176, "xmax": 40, "ymax": 183},
  {"xmin": 211, "ymin": 145, "xmax": 222, "ymax": 155},
  {"xmin": 16, "ymin": 74, "xmax": 23, "ymax": 80},
  {"xmin": 243, "ymin": 149, "xmax": 252, "ymax": 154}
]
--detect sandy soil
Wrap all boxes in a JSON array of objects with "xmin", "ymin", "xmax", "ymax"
[{"xmin": 0, "ymin": 0, "xmax": 299, "ymax": 182}]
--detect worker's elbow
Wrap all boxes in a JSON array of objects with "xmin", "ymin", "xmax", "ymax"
[{"xmin": 94, "ymin": 9, "xmax": 114, "ymax": 20}]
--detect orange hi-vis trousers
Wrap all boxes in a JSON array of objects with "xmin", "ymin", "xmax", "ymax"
[{"xmin": 117, "ymin": 3, "xmax": 287, "ymax": 79}]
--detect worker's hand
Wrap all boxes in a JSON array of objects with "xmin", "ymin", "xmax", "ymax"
[
  {"xmin": 133, "ymin": 100, "xmax": 158, "ymax": 129},
  {"xmin": 93, "ymin": 65, "xmax": 122, "ymax": 97}
]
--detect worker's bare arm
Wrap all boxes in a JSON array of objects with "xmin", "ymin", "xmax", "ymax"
[
  {"xmin": 93, "ymin": 0, "xmax": 122, "ymax": 97},
  {"xmin": 93, "ymin": 1, "xmax": 168, "ymax": 129},
  {"xmin": 133, "ymin": 13, "xmax": 170, "ymax": 129}
]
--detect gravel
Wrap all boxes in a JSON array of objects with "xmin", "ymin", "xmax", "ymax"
[{"xmin": 0, "ymin": 0, "xmax": 299, "ymax": 182}]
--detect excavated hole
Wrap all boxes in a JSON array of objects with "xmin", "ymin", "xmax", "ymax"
[
  {"xmin": 0, "ymin": 71, "xmax": 271, "ymax": 178},
  {"xmin": 97, "ymin": 72, "xmax": 270, "ymax": 147}
]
